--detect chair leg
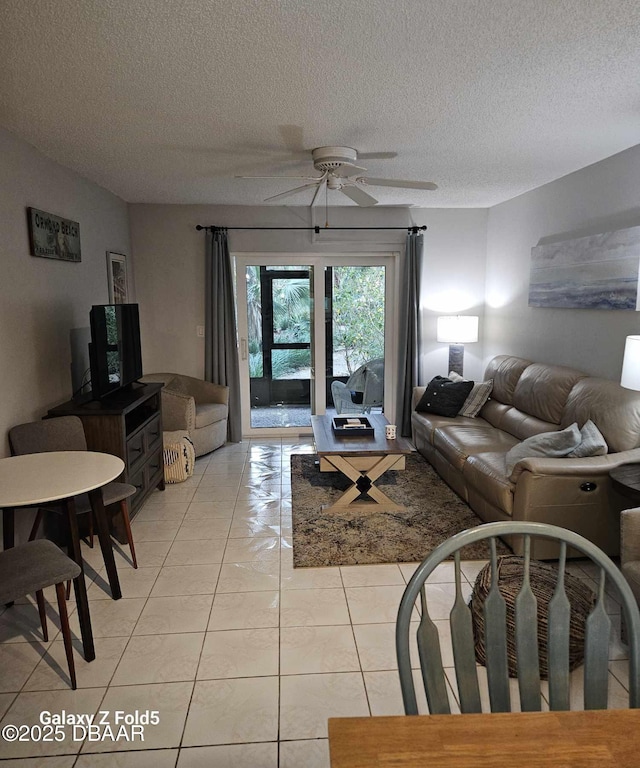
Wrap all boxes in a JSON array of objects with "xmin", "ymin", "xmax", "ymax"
[
  {"xmin": 55, "ymin": 581, "xmax": 77, "ymax": 690},
  {"xmin": 65, "ymin": 580, "xmax": 71, "ymax": 600},
  {"xmin": 35, "ymin": 589, "xmax": 48, "ymax": 642},
  {"xmin": 119, "ymin": 500, "xmax": 137, "ymax": 568},
  {"xmin": 88, "ymin": 512, "xmax": 94, "ymax": 549},
  {"xmin": 28, "ymin": 509, "xmax": 44, "ymax": 541}
]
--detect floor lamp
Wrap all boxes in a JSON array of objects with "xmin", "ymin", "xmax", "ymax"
[
  {"xmin": 437, "ymin": 315, "xmax": 479, "ymax": 376},
  {"xmin": 621, "ymin": 335, "xmax": 640, "ymax": 391}
]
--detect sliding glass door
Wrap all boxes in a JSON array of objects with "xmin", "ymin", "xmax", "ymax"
[
  {"xmin": 325, "ymin": 264, "xmax": 387, "ymax": 410},
  {"xmin": 244, "ymin": 264, "xmax": 314, "ymax": 429},
  {"xmin": 236, "ymin": 254, "xmax": 397, "ymax": 436}
]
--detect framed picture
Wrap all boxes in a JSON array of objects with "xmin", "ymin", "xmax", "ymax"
[
  {"xmin": 528, "ymin": 225, "xmax": 640, "ymax": 310},
  {"xmin": 107, "ymin": 251, "xmax": 129, "ymax": 304},
  {"xmin": 27, "ymin": 207, "xmax": 81, "ymax": 262}
]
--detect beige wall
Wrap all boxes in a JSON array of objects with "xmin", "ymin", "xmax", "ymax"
[
  {"xmin": 485, "ymin": 144, "xmax": 640, "ymax": 378},
  {"xmin": 0, "ymin": 127, "xmax": 131, "ymax": 457},
  {"xmin": 129, "ymin": 204, "xmax": 489, "ymax": 384}
]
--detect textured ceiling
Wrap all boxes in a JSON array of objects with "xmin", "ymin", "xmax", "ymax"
[{"xmin": 1, "ymin": 0, "xmax": 640, "ymax": 207}]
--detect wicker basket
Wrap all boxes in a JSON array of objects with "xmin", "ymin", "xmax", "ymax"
[
  {"xmin": 163, "ymin": 430, "xmax": 195, "ymax": 483},
  {"xmin": 469, "ymin": 555, "xmax": 596, "ymax": 678}
]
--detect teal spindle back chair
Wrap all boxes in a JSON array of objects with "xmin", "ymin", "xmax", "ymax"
[{"xmin": 396, "ymin": 521, "xmax": 640, "ymax": 715}]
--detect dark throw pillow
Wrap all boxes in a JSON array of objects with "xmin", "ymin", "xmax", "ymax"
[
  {"xmin": 415, "ymin": 376, "xmax": 474, "ymax": 417},
  {"xmin": 350, "ymin": 390, "xmax": 364, "ymax": 405}
]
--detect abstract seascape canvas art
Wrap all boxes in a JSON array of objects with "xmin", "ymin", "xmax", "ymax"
[{"xmin": 529, "ymin": 225, "xmax": 640, "ymax": 310}]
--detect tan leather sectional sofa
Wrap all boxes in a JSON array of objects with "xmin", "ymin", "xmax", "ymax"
[{"xmin": 412, "ymin": 355, "xmax": 640, "ymax": 558}]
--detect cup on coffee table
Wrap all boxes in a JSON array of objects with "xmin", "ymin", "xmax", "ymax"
[{"xmin": 385, "ymin": 424, "xmax": 397, "ymax": 440}]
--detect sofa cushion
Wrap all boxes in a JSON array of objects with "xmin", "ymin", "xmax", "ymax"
[
  {"xmin": 195, "ymin": 402, "xmax": 228, "ymax": 428},
  {"xmin": 505, "ymin": 423, "xmax": 581, "ymax": 475},
  {"xmin": 449, "ymin": 371, "xmax": 494, "ymax": 418},
  {"xmin": 435, "ymin": 425, "xmax": 519, "ymax": 472},
  {"xmin": 490, "ymin": 407, "xmax": 564, "ymax": 442},
  {"xmin": 416, "ymin": 376, "xmax": 474, "ymax": 417},
  {"xmin": 475, "ymin": 399, "xmax": 511, "ymax": 429},
  {"xmin": 411, "ymin": 410, "xmax": 479, "ymax": 446},
  {"xmin": 513, "ymin": 363, "xmax": 587, "ymax": 424},
  {"xmin": 463, "ymin": 452, "xmax": 515, "ymax": 516},
  {"xmin": 483, "ymin": 356, "xmax": 531, "ymax": 406},
  {"xmin": 567, "ymin": 420, "xmax": 608, "ymax": 458}
]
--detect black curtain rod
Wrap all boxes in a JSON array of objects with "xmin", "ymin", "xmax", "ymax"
[{"xmin": 195, "ymin": 225, "xmax": 426, "ymax": 234}]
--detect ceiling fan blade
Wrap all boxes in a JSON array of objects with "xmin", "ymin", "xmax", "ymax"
[
  {"xmin": 264, "ymin": 182, "xmax": 320, "ymax": 202},
  {"xmin": 333, "ymin": 163, "xmax": 368, "ymax": 178},
  {"xmin": 359, "ymin": 177, "xmax": 438, "ymax": 191},
  {"xmin": 340, "ymin": 186, "xmax": 378, "ymax": 207},
  {"xmin": 310, "ymin": 179, "xmax": 326, "ymax": 207},
  {"xmin": 236, "ymin": 174, "xmax": 323, "ymax": 180},
  {"xmin": 358, "ymin": 152, "xmax": 398, "ymax": 160}
]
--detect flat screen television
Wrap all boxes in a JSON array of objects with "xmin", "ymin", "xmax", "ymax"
[{"xmin": 89, "ymin": 303, "xmax": 143, "ymax": 400}]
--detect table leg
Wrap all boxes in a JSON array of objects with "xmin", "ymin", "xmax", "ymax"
[
  {"xmin": 3, "ymin": 508, "xmax": 15, "ymax": 606},
  {"xmin": 64, "ymin": 497, "xmax": 95, "ymax": 661},
  {"xmin": 3, "ymin": 507, "xmax": 15, "ymax": 550},
  {"xmin": 88, "ymin": 488, "xmax": 122, "ymax": 600},
  {"xmin": 322, "ymin": 454, "xmax": 406, "ymax": 512}
]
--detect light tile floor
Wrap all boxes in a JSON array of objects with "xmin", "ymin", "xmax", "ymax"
[{"xmin": 0, "ymin": 438, "xmax": 631, "ymax": 766}]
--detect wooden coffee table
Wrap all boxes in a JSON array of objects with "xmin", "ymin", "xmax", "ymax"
[{"xmin": 311, "ymin": 414, "xmax": 413, "ymax": 512}]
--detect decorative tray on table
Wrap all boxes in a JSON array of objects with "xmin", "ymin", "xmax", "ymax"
[{"xmin": 331, "ymin": 416, "xmax": 375, "ymax": 437}]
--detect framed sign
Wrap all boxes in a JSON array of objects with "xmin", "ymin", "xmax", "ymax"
[
  {"xmin": 27, "ymin": 207, "xmax": 81, "ymax": 262},
  {"xmin": 107, "ymin": 251, "xmax": 129, "ymax": 304}
]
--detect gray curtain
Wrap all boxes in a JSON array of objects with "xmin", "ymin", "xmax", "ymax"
[
  {"xmin": 396, "ymin": 231, "xmax": 423, "ymax": 437},
  {"xmin": 205, "ymin": 227, "xmax": 242, "ymax": 442}
]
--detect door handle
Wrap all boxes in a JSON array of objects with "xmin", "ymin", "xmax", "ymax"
[{"xmin": 240, "ymin": 338, "xmax": 248, "ymax": 361}]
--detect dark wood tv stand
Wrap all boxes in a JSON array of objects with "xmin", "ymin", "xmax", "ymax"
[{"xmin": 48, "ymin": 382, "xmax": 165, "ymax": 542}]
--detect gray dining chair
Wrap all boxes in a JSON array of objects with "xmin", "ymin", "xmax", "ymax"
[
  {"xmin": 396, "ymin": 521, "xmax": 640, "ymax": 715},
  {"xmin": 0, "ymin": 539, "xmax": 81, "ymax": 688},
  {"xmin": 9, "ymin": 416, "xmax": 138, "ymax": 569}
]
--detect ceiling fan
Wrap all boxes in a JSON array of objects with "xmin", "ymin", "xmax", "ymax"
[{"xmin": 236, "ymin": 146, "xmax": 438, "ymax": 206}]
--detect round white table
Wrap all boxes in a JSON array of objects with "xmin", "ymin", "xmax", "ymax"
[{"xmin": 0, "ymin": 451, "xmax": 125, "ymax": 662}]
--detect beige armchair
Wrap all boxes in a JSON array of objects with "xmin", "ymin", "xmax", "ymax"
[
  {"xmin": 140, "ymin": 373, "xmax": 229, "ymax": 457},
  {"xmin": 621, "ymin": 508, "xmax": 640, "ymax": 608}
]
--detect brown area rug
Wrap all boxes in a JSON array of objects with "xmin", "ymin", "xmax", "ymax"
[{"xmin": 291, "ymin": 452, "xmax": 510, "ymax": 567}]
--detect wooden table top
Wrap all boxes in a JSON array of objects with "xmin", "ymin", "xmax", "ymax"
[
  {"xmin": 610, "ymin": 463, "xmax": 640, "ymax": 498},
  {"xmin": 311, "ymin": 413, "xmax": 413, "ymax": 456},
  {"xmin": 328, "ymin": 710, "xmax": 640, "ymax": 767},
  {"xmin": 0, "ymin": 451, "xmax": 124, "ymax": 506}
]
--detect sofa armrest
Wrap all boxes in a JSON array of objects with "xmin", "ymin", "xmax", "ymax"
[
  {"xmin": 161, "ymin": 389, "xmax": 196, "ymax": 432},
  {"xmin": 509, "ymin": 448, "xmax": 640, "ymax": 481},
  {"xmin": 621, "ymin": 508, "xmax": 640, "ymax": 566},
  {"xmin": 412, "ymin": 386, "xmax": 426, "ymax": 410}
]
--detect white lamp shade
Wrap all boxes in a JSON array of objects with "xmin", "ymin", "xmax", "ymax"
[
  {"xmin": 621, "ymin": 335, "xmax": 640, "ymax": 390},
  {"xmin": 437, "ymin": 315, "xmax": 479, "ymax": 343}
]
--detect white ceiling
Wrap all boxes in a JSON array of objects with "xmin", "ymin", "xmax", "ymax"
[{"xmin": 2, "ymin": 0, "xmax": 640, "ymax": 208}]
